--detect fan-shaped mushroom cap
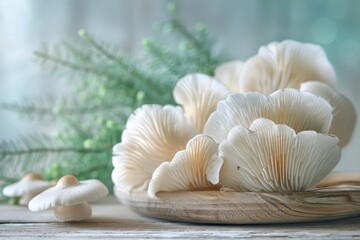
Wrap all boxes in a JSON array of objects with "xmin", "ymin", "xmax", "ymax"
[
  {"xmin": 112, "ymin": 105, "xmax": 196, "ymax": 192},
  {"xmin": 239, "ymin": 40, "xmax": 337, "ymax": 95},
  {"xmin": 148, "ymin": 135, "xmax": 223, "ymax": 197},
  {"xmin": 204, "ymin": 89, "xmax": 333, "ymax": 143},
  {"xmin": 2, "ymin": 173, "xmax": 52, "ymax": 205},
  {"xmin": 219, "ymin": 118, "xmax": 341, "ymax": 192},
  {"xmin": 173, "ymin": 73, "xmax": 230, "ymax": 133},
  {"xmin": 214, "ymin": 61, "xmax": 244, "ymax": 92},
  {"xmin": 3, "ymin": 173, "xmax": 50, "ymax": 197},
  {"xmin": 28, "ymin": 175, "xmax": 108, "ymax": 212},
  {"xmin": 300, "ymin": 81, "xmax": 356, "ymax": 147}
]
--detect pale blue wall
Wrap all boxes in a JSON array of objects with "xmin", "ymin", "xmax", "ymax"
[{"xmin": 0, "ymin": 0, "xmax": 359, "ymax": 171}]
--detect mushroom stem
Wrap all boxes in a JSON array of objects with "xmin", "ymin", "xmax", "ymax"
[
  {"xmin": 19, "ymin": 191, "xmax": 39, "ymax": 205},
  {"xmin": 53, "ymin": 203, "xmax": 92, "ymax": 222}
]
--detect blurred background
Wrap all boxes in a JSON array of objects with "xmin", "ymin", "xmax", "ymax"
[{"xmin": 0, "ymin": 0, "xmax": 359, "ymax": 171}]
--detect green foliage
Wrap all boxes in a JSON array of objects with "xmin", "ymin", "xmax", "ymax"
[{"xmin": 0, "ymin": 13, "xmax": 228, "ymax": 198}]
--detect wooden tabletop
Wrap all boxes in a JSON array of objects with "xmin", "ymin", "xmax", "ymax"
[{"xmin": 1, "ymin": 197, "xmax": 360, "ymax": 239}]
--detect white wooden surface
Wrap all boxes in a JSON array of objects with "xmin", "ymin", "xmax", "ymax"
[{"xmin": 1, "ymin": 197, "xmax": 360, "ymax": 239}]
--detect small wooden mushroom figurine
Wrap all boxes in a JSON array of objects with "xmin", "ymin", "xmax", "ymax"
[
  {"xmin": 2, "ymin": 173, "xmax": 52, "ymax": 205},
  {"xmin": 28, "ymin": 175, "xmax": 108, "ymax": 222}
]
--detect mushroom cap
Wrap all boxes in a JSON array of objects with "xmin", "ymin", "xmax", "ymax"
[
  {"xmin": 239, "ymin": 40, "xmax": 337, "ymax": 94},
  {"xmin": 204, "ymin": 89, "xmax": 333, "ymax": 143},
  {"xmin": 173, "ymin": 73, "xmax": 230, "ymax": 133},
  {"xmin": 219, "ymin": 118, "xmax": 341, "ymax": 192},
  {"xmin": 214, "ymin": 61, "xmax": 244, "ymax": 93},
  {"xmin": 300, "ymin": 81, "xmax": 356, "ymax": 147},
  {"xmin": 148, "ymin": 134, "xmax": 223, "ymax": 197},
  {"xmin": 53, "ymin": 203, "xmax": 92, "ymax": 222},
  {"xmin": 28, "ymin": 175, "xmax": 108, "ymax": 212},
  {"xmin": 2, "ymin": 173, "xmax": 52, "ymax": 197},
  {"xmin": 112, "ymin": 104, "xmax": 196, "ymax": 192}
]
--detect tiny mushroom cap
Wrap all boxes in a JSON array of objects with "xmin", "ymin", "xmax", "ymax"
[
  {"xmin": 2, "ymin": 173, "xmax": 52, "ymax": 205},
  {"xmin": 28, "ymin": 175, "xmax": 108, "ymax": 222}
]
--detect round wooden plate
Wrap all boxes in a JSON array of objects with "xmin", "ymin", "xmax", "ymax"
[{"xmin": 114, "ymin": 186, "xmax": 360, "ymax": 224}]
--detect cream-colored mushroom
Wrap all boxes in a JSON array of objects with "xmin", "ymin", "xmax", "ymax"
[
  {"xmin": 113, "ymin": 73, "xmax": 231, "ymax": 193},
  {"xmin": 204, "ymin": 89, "xmax": 333, "ymax": 143},
  {"xmin": 112, "ymin": 105, "xmax": 196, "ymax": 192},
  {"xmin": 28, "ymin": 175, "xmax": 108, "ymax": 222},
  {"xmin": 148, "ymin": 135, "xmax": 223, "ymax": 197},
  {"xmin": 214, "ymin": 61, "xmax": 244, "ymax": 92},
  {"xmin": 300, "ymin": 81, "xmax": 356, "ymax": 147},
  {"xmin": 173, "ymin": 73, "xmax": 230, "ymax": 133},
  {"xmin": 239, "ymin": 40, "xmax": 337, "ymax": 94},
  {"xmin": 219, "ymin": 118, "xmax": 341, "ymax": 192},
  {"xmin": 211, "ymin": 41, "xmax": 356, "ymax": 147},
  {"xmin": 2, "ymin": 173, "xmax": 52, "ymax": 205}
]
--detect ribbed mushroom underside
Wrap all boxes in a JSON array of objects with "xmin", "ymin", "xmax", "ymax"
[{"xmin": 219, "ymin": 119, "xmax": 341, "ymax": 192}]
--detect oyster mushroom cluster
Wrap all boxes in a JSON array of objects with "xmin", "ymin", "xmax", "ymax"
[
  {"xmin": 2, "ymin": 173, "xmax": 108, "ymax": 222},
  {"xmin": 112, "ymin": 40, "xmax": 356, "ymax": 197}
]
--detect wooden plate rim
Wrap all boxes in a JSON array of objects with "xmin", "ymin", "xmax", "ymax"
[{"xmin": 115, "ymin": 186, "xmax": 360, "ymax": 224}]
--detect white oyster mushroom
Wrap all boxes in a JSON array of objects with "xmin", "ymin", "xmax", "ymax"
[
  {"xmin": 204, "ymin": 89, "xmax": 333, "ymax": 143},
  {"xmin": 219, "ymin": 118, "xmax": 341, "ymax": 192},
  {"xmin": 148, "ymin": 135, "xmax": 223, "ymax": 197},
  {"xmin": 239, "ymin": 40, "xmax": 337, "ymax": 94},
  {"xmin": 226, "ymin": 40, "xmax": 356, "ymax": 147},
  {"xmin": 2, "ymin": 173, "xmax": 52, "ymax": 205},
  {"xmin": 112, "ymin": 105, "xmax": 196, "ymax": 192},
  {"xmin": 214, "ymin": 61, "xmax": 244, "ymax": 92},
  {"xmin": 173, "ymin": 73, "xmax": 230, "ymax": 133},
  {"xmin": 28, "ymin": 175, "xmax": 108, "ymax": 222},
  {"xmin": 113, "ymin": 74, "xmax": 230, "ymax": 193},
  {"xmin": 300, "ymin": 81, "xmax": 356, "ymax": 147}
]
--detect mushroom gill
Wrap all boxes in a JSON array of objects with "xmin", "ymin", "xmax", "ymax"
[
  {"xmin": 218, "ymin": 118, "xmax": 341, "ymax": 192},
  {"xmin": 112, "ymin": 105, "xmax": 196, "ymax": 192},
  {"xmin": 204, "ymin": 89, "xmax": 333, "ymax": 143},
  {"xmin": 173, "ymin": 73, "xmax": 230, "ymax": 133},
  {"xmin": 148, "ymin": 134, "xmax": 223, "ymax": 197},
  {"xmin": 209, "ymin": 40, "xmax": 356, "ymax": 147},
  {"xmin": 239, "ymin": 40, "xmax": 337, "ymax": 94}
]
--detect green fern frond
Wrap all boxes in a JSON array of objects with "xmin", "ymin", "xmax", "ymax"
[
  {"xmin": 0, "ymin": 131, "xmax": 114, "ymax": 186},
  {"xmin": 0, "ymin": 95, "xmax": 133, "ymax": 121},
  {"xmin": 0, "ymin": 17, "xmax": 228, "ymax": 200},
  {"xmin": 0, "ymin": 134, "xmax": 103, "ymax": 166}
]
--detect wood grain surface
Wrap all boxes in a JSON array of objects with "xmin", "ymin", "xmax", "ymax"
[
  {"xmin": 115, "ymin": 186, "xmax": 360, "ymax": 224},
  {"xmin": 1, "ymin": 197, "xmax": 360, "ymax": 239}
]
